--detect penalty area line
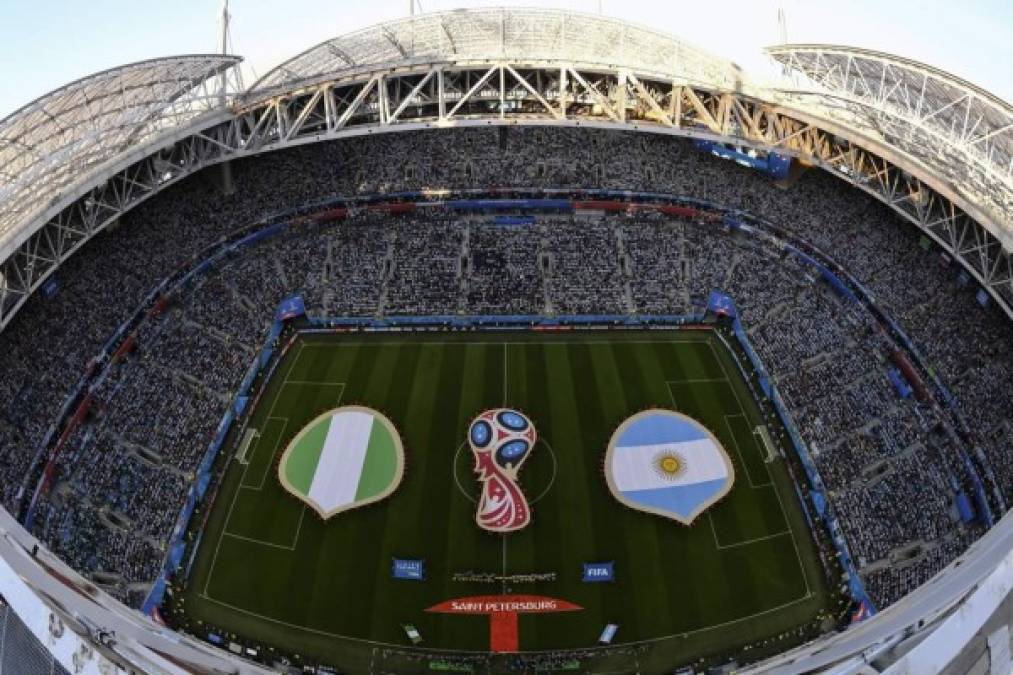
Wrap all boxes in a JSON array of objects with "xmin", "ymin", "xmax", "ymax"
[
  {"xmin": 722, "ymin": 415, "xmax": 772, "ymax": 489},
  {"xmin": 241, "ymin": 381, "xmax": 345, "ymax": 491},
  {"xmin": 716, "ymin": 530, "xmax": 791, "ymax": 550},
  {"xmin": 222, "ymin": 531, "xmax": 297, "ymax": 551},
  {"xmin": 706, "ymin": 340, "xmax": 812, "ymax": 598},
  {"xmin": 665, "ymin": 381, "xmax": 679, "ymax": 411},
  {"xmin": 667, "ymin": 376, "xmax": 729, "ymax": 384},
  {"xmin": 202, "ymin": 340, "xmax": 306, "ymax": 597},
  {"xmin": 239, "ymin": 417, "xmax": 289, "ymax": 492},
  {"xmin": 197, "ymin": 585, "xmax": 816, "ymax": 652},
  {"xmin": 223, "ymin": 499, "xmax": 306, "ymax": 552},
  {"xmin": 195, "ymin": 592, "xmax": 491, "ymax": 651},
  {"xmin": 707, "ymin": 514, "xmax": 792, "ymax": 550},
  {"xmin": 635, "ymin": 591, "xmax": 815, "ymax": 645}
]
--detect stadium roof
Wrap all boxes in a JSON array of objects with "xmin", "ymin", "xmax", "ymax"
[
  {"xmin": 768, "ymin": 45, "xmax": 1013, "ymax": 246},
  {"xmin": 246, "ymin": 8, "xmax": 749, "ymax": 99},
  {"xmin": 1, "ymin": 10, "xmax": 1011, "ymax": 307},
  {"xmin": 0, "ymin": 54, "xmax": 240, "ymax": 259}
]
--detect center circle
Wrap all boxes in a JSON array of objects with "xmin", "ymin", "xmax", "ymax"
[{"xmin": 452, "ymin": 438, "xmax": 557, "ymax": 505}]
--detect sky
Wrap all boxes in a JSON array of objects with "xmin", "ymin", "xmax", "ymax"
[{"xmin": 0, "ymin": 0, "xmax": 1010, "ymax": 119}]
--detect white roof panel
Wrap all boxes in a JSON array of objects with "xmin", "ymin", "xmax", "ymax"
[
  {"xmin": 247, "ymin": 8, "xmax": 747, "ymax": 98},
  {"xmin": 768, "ymin": 44, "xmax": 1013, "ymax": 242},
  {"xmin": 0, "ymin": 55, "xmax": 240, "ymax": 255}
]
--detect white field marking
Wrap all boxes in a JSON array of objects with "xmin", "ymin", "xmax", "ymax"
[
  {"xmin": 706, "ymin": 340, "xmax": 812, "ymax": 598},
  {"xmin": 283, "ymin": 380, "xmax": 346, "ymax": 386},
  {"xmin": 236, "ymin": 429, "xmax": 260, "ymax": 466},
  {"xmin": 208, "ymin": 362, "xmax": 345, "ymax": 594},
  {"xmin": 637, "ymin": 592, "xmax": 813, "ymax": 644},
  {"xmin": 203, "ymin": 341, "xmax": 306, "ymax": 596},
  {"xmin": 706, "ymin": 513, "xmax": 791, "ymax": 550},
  {"xmin": 501, "ymin": 536, "xmax": 508, "ymax": 595},
  {"xmin": 197, "ymin": 592, "xmax": 498, "ymax": 650},
  {"xmin": 197, "ymin": 581, "xmax": 813, "ymax": 652},
  {"xmin": 204, "ymin": 418, "xmax": 814, "ymax": 656},
  {"xmin": 289, "ymin": 506, "xmax": 307, "ymax": 550},
  {"xmin": 667, "ymin": 376, "xmax": 729, "ymax": 384},
  {"xmin": 452, "ymin": 438, "xmax": 559, "ymax": 506},
  {"xmin": 502, "ymin": 342, "xmax": 508, "ymax": 593},
  {"xmin": 451, "ymin": 442, "xmax": 477, "ymax": 505},
  {"xmin": 665, "ymin": 381, "xmax": 679, "ymax": 411},
  {"xmin": 716, "ymin": 530, "xmax": 792, "ymax": 550},
  {"xmin": 529, "ymin": 439, "xmax": 558, "ymax": 505},
  {"xmin": 722, "ymin": 413, "xmax": 773, "ymax": 489},
  {"xmin": 707, "ymin": 512, "xmax": 720, "ymax": 549},
  {"xmin": 222, "ymin": 531, "xmax": 298, "ymax": 551},
  {"xmin": 666, "ymin": 376, "xmax": 732, "ymax": 411},
  {"xmin": 242, "ymin": 378, "xmax": 343, "ymax": 493},
  {"xmin": 755, "ymin": 425, "xmax": 779, "ymax": 463},
  {"xmin": 248, "ymin": 390, "xmax": 346, "ymax": 495},
  {"xmin": 203, "ymin": 334, "xmax": 816, "ymax": 640},
  {"xmin": 297, "ymin": 337, "xmax": 713, "ymax": 347},
  {"xmin": 502, "ymin": 342, "xmax": 508, "ymax": 407},
  {"xmin": 239, "ymin": 416, "xmax": 290, "ymax": 492}
]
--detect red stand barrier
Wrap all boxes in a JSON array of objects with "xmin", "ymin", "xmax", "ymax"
[
  {"xmin": 658, "ymin": 205, "xmax": 702, "ymax": 219},
  {"xmin": 312, "ymin": 207, "xmax": 348, "ymax": 223}
]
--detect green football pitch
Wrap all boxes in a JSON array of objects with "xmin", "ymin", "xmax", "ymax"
[{"xmin": 177, "ymin": 329, "xmax": 832, "ymax": 672}]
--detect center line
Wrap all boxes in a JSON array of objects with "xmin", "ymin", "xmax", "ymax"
[
  {"xmin": 501, "ymin": 536, "xmax": 508, "ymax": 594},
  {"xmin": 502, "ymin": 343, "xmax": 508, "ymax": 406},
  {"xmin": 502, "ymin": 342, "xmax": 509, "ymax": 593}
]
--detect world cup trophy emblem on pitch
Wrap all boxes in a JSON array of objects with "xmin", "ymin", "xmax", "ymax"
[{"xmin": 468, "ymin": 409, "xmax": 537, "ymax": 533}]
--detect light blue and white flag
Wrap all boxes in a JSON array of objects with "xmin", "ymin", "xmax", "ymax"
[{"xmin": 605, "ymin": 410, "xmax": 734, "ymax": 524}]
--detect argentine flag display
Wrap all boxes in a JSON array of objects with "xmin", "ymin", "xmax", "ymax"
[
  {"xmin": 278, "ymin": 407, "xmax": 405, "ymax": 519},
  {"xmin": 605, "ymin": 410, "xmax": 734, "ymax": 524}
]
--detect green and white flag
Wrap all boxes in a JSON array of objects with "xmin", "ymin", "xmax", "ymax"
[{"xmin": 278, "ymin": 407, "xmax": 404, "ymax": 518}]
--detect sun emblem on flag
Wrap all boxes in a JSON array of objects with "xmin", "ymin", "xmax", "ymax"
[{"xmin": 653, "ymin": 451, "xmax": 685, "ymax": 480}]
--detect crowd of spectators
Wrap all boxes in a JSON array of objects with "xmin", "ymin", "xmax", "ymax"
[
  {"xmin": 386, "ymin": 221, "xmax": 464, "ymax": 315},
  {"xmin": 0, "ymin": 127, "xmax": 1007, "ymax": 613},
  {"xmin": 467, "ymin": 221, "xmax": 546, "ymax": 314},
  {"xmin": 542, "ymin": 219, "xmax": 627, "ymax": 314}
]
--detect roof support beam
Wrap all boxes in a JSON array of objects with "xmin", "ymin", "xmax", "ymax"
[
  {"xmin": 446, "ymin": 65, "xmax": 498, "ymax": 119},
  {"xmin": 4, "ymin": 57, "xmax": 1011, "ymax": 336},
  {"xmin": 388, "ymin": 70, "xmax": 437, "ymax": 123},
  {"xmin": 768, "ymin": 44, "xmax": 1012, "ymax": 232},
  {"xmin": 504, "ymin": 65, "xmax": 562, "ymax": 120},
  {"xmin": 566, "ymin": 68, "xmax": 621, "ymax": 122}
]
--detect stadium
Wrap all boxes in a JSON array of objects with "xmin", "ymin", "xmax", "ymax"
[{"xmin": 0, "ymin": 5, "xmax": 1010, "ymax": 674}]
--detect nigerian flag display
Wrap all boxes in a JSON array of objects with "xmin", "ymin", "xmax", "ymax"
[{"xmin": 278, "ymin": 406, "xmax": 405, "ymax": 518}]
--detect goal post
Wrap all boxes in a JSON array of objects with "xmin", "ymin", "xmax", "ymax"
[
  {"xmin": 236, "ymin": 428, "xmax": 259, "ymax": 465},
  {"xmin": 754, "ymin": 425, "xmax": 778, "ymax": 463}
]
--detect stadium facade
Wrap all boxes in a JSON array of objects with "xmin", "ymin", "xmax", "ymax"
[{"xmin": 0, "ymin": 8, "xmax": 1009, "ymax": 674}]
